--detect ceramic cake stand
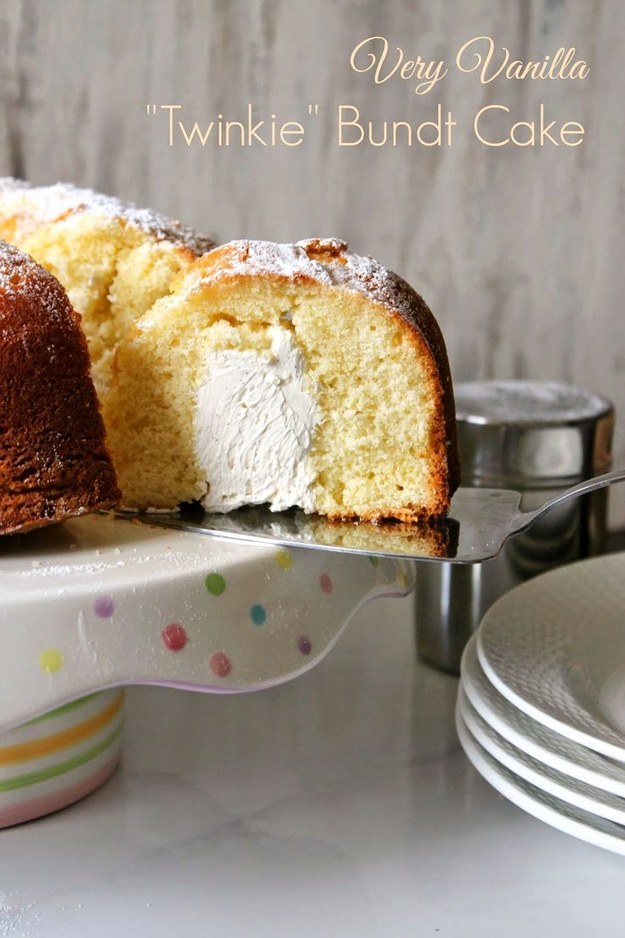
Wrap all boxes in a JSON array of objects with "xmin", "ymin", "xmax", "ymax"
[
  {"xmin": 0, "ymin": 514, "xmax": 412, "ymax": 826},
  {"xmin": 0, "ymin": 513, "xmax": 413, "ymax": 731}
]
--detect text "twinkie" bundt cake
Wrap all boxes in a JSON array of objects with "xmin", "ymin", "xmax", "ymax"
[
  {"xmin": 0, "ymin": 241, "xmax": 120, "ymax": 534},
  {"xmin": 106, "ymin": 238, "xmax": 459, "ymax": 522}
]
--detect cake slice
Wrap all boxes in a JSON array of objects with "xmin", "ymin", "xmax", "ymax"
[
  {"xmin": 0, "ymin": 241, "xmax": 120, "ymax": 534},
  {"xmin": 107, "ymin": 238, "xmax": 459, "ymax": 521}
]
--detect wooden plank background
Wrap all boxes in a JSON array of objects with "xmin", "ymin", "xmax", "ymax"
[{"xmin": 1, "ymin": 0, "xmax": 624, "ymax": 525}]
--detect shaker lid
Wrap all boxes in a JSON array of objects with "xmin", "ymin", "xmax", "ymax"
[{"xmin": 455, "ymin": 381, "xmax": 613, "ymax": 485}]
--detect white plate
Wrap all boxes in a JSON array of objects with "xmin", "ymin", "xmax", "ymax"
[
  {"xmin": 0, "ymin": 514, "xmax": 412, "ymax": 732},
  {"xmin": 477, "ymin": 552, "xmax": 625, "ymax": 762},
  {"xmin": 455, "ymin": 706, "xmax": 625, "ymax": 856},
  {"xmin": 460, "ymin": 635, "xmax": 625, "ymax": 796},
  {"xmin": 458, "ymin": 689, "xmax": 625, "ymax": 825}
]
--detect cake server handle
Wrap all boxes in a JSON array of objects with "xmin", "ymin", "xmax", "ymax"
[{"xmin": 506, "ymin": 467, "xmax": 625, "ymax": 540}]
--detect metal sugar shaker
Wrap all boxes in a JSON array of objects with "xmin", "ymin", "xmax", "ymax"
[{"xmin": 415, "ymin": 380, "xmax": 614, "ymax": 675}]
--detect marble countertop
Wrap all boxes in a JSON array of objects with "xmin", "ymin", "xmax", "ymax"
[{"xmin": 2, "ymin": 589, "xmax": 625, "ymax": 937}]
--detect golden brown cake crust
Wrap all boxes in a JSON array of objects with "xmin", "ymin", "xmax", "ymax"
[
  {"xmin": 182, "ymin": 238, "xmax": 460, "ymax": 513},
  {"xmin": 0, "ymin": 241, "xmax": 120, "ymax": 535}
]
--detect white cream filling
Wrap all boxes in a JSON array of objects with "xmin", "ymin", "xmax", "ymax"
[{"xmin": 195, "ymin": 325, "xmax": 319, "ymax": 512}]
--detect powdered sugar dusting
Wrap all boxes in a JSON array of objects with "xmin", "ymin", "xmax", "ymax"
[
  {"xmin": 0, "ymin": 240, "xmax": 59, "ymax": 301},
  {"xmin": 0, "ymin": 240, "xmax": 82, "ymax": 343},
  {"xmin": 0, "ymin": 178, "xmax": 214, "ymax": 255},
  {"xmin": 325, "ymin": 244, "xmax": 433, "ymax": 326},
  {"xmin": 186, "ymin": 237, "xmax": 435, "ymax": 334},
  {"xmin": 197, "ymin": 239, "xmax": 335, "ymax": 286}
]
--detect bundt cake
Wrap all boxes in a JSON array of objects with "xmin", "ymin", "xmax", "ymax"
[
  {"xmin": 0, "ymin": 180, "xmax": 458, "ymax": 523},
  {"xmin": 106, "ymin": 238, "xmax": 459, "ymax": 521},
  {"xmin": 0, "ymin": 178, "xmax": 214, "ymax": 398},
  {"xmin": 0, "ymin": 241, "xmax": 120, "ymax": 535}
]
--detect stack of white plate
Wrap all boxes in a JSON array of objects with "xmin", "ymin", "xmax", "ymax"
[{"xmin": 456, "ymin": 551, "xmax": 625, "ymax": 854}]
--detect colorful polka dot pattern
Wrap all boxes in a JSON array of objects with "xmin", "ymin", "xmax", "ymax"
[
  {"xmin": 297, "ymin": 636, "xmax": 312, "ymax": 656},
  {"xmin": 39, "ymin": 648, "xmax": 64, "ymax": 674},
  {"xmin": 93, "ymin": 596, "xmax": 115, "ymax": 618},
  {"xmin": 250, "ymin": 604, "xmax": 266, "ymax": 626},
  {"xmin": 275, "ymin": 550, "xmax": 293, "ymax": 571},
  {"xmin": 210, "ymin": 652, "xmax": 232, "ymax": 678},
  {"xmin": 29, "ymin": 542, "xmax": 384, "ymax": 694},
  {"xmin": 162, "ymin": 623, "xmax": 188, "ymax": 651},
  {"xmin": 200, "ymin": 551, "xmax": 373, "ymax": 672},
  {"xmin": 205, "ymin": 572, "xmax": 226, "ymax": 595}
]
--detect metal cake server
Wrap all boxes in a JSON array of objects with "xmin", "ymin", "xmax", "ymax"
[{"xmin": 126, "ymin": 466, "xmax": 625, "ymax": 563}]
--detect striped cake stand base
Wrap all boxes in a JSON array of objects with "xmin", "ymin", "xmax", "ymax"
[{"xmin": 0, "ymin": 689, "xmax": 124, "ymax": 828}]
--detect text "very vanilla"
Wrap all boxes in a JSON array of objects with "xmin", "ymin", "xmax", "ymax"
[{"xmin": 350, "ymin": 35, "xmax": 589, "ymax": 94}]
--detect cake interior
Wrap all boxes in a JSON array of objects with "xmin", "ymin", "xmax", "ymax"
[
  {"xmin": 106, "ymin": 273, "xmax": 448, "ymax": 520},
  {"xmin": 0, "ymin": 212, "xmax": 194, "ymax": 395}
]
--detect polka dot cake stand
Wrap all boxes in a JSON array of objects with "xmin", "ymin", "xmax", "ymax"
[{"xmin": 0, "ymin": 513, "xmax": 414, "ymax": 735}]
